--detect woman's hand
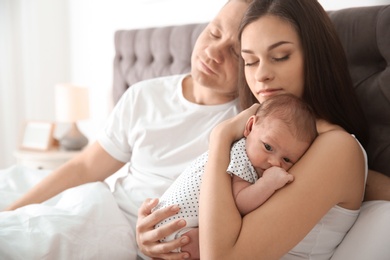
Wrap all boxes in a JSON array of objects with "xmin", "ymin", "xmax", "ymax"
[
  {"xmin": 211, "ymin": 103, "xmax": 260, "ymax": 142},
  {"xmin": 136, "ymin": 198, "xmax": 194, "ymax": 259}
]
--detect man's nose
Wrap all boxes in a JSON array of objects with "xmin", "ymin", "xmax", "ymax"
[{"xmin": 205, "ymin": 43, "xmax": 224, "ymax": 64}]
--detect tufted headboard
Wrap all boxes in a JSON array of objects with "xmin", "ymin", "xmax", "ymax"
[
  {"xmin": 112, "ymin": 5, "xmax": 390, "ymax": 177},
  {"xmin": 113, "ymin": 23, "xmax": 207, "ymax": 103}
]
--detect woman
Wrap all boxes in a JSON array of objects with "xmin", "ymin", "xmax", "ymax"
[
  {"xmin": 1, "ymin": 0, "xmax": 251, "ymax": 259},
  {"xmin": 199, "ymin": 0, "xmax": 367, "ymax": 258},
  {"xmin": 138, "ymin": 0, "xmax": 370, "ymax": 259}
]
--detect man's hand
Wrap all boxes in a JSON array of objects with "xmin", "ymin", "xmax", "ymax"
[{"xmin": 136, "ymin": 198, "xmax": 192, "ymax": 259}]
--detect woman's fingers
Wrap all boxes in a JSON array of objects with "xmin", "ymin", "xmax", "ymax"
[
  {"xmin": 235, "ymin": 103, "xmax": 260, "ymax": 124},
  {"xmin": 212, "ymin": 103, "xmax": 261, "ymax": 141}
]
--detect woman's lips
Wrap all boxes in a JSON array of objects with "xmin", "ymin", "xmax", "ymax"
[{"xmin": 258, "ymin": 89, "xmax": 283, "ymax": 97}]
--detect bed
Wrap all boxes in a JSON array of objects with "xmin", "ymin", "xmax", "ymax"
[{"xmin": 1, "ymin": 4, "xmax": 389, "ymax": 259}]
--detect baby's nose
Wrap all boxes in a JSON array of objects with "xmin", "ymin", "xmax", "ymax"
[{"xmin": 268, "ymin": 156, "xmax": 282, "ymax": 167}]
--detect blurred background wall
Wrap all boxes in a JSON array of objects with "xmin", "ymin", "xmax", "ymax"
[{"xmin": 0, "ymin": 0, "xmax": 388, "ymax": 168}]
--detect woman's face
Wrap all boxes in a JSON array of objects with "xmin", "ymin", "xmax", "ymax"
[{"xmin": 241, "ymin": 15, "xmax": 305, "ymax": 104}]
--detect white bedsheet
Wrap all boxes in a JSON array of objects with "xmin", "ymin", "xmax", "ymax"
[
  {"xmin": 2, "ymin": 165, "xmax": 390, "ymax": 259},
  {"xmin": 0, "ymin": 165, "xmax": 137, "ymax": 259}
]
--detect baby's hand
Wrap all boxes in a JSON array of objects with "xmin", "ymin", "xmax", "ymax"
[{"xmin": 262, "ymin": 166, "xmax": 294, "ymax": 191}]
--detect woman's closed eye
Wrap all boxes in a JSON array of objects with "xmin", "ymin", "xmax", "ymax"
[
  {"xmin": 272, "ymin": 55, "xmax": 290, "ymax": 62},
  {"xmin": 243, "ymin": 55, "xmax": 289, "ymax": 66},
  {"xmin": 244, "ymin": 60, "xmax": 259, "ymax": 66}
]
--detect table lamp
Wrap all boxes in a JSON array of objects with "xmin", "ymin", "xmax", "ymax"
[{"xmin": 55, "ymin": 83, "xmax": 90, "ymax": 151}]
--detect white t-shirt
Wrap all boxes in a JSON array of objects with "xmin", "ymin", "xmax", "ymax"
[{"xmin": 98, "ymin": 74, "xmax": 240, "ymax": 227}]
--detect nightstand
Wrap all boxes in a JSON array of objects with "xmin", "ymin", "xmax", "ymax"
[{"xmin": 14, "ymin": 149, "xmax": 82, "ymax": 170}]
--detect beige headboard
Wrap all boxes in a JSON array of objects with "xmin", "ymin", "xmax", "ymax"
[{"xmin": 113, "ymin": 23, "xmax": 207, "ymax": 103}]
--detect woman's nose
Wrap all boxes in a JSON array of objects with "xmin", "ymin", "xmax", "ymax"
[{"xmin": 255, "ymin": 62, "xmax": 274, "ymax": 82}]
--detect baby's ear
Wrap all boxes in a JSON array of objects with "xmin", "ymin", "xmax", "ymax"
[{"xmin": 244, "ymin": 115, "xmax": 256, "ymax": 137}]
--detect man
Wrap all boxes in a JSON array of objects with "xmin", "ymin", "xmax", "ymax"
[{"xmin": 4, "ymin": 0, "xmax": 252, "ymax": 259}]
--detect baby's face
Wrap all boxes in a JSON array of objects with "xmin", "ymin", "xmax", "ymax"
[{"xmin": 245, "ymin": 117, "xmax": 310, "ymax": 175}]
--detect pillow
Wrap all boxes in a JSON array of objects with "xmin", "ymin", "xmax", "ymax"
[{"xmin": 331, "ymin": 200, "xmax": 390, "ymax": 259}]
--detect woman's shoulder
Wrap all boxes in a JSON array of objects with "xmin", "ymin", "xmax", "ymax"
[
  {"xmin": 315, "ymin": 120, "xmax": 360, "ymax": 150},
  {"xmin": 307, "ymin": 125, "xmax": 366, "ymax": 184},
  {"xmin": 293, "ymin": 124, "xmax": 366, "ymax": 209},
  {"xmin": 298, "ymin": 120, "xmax": 365, "ymax": 177},
  {"xmin": 311, "ymin": 128, "xmax": 363, "ymax": 166},
  {"xmin": 318, "ymin": 126, "xmax": 361, "ymax": 149}
]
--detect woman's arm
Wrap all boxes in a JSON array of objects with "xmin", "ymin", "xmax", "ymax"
[
  {"xmin": 5, "ymin": 141, "xmax": 124, "ymax": 211},
  {"xmin": 199, "ymin": 127, "xmax": 365, "ymax": 259}
]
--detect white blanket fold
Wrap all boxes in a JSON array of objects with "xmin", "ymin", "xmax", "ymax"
[{"xmin": 0, "ymin": 165, "xmax": 136, "ymax": 259}]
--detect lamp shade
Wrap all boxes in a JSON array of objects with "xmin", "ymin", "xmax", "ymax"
[{"xmin": 55, "ymin": 83, "xmax": 90, "ymax": 122}]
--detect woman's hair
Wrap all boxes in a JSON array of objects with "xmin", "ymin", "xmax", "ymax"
[
  {"xmin": 255, "ymin": 93, "xmax": 318, "ymax": 145},
  {"xmin": 227, "ymin": 0, "xmax": 254, "ymax": 5},
  {"xmin": 237, "ymin": 0, "xmax": 368, "ymax": 147}
]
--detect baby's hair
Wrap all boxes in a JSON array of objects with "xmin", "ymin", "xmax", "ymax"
[{"xmin": 255, "ymin": 94, "xmax": 318, "ymax": 144}]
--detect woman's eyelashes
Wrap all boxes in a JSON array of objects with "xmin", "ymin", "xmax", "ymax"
[
  {"xmin": 273, "ymin": 55, "xmax": 290, "ymax": 62},
  {"xmin": 244, "ymin": 60, "xmax": 259, "ymax": 66},
  {"xmin": 243, "ymin": 54, "xmax": 290, "ymax": 66}
]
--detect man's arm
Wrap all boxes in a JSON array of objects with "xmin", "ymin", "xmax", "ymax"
[{"xmin": 5, "ymin": 141, "xmax": 124, "ymax": 211}]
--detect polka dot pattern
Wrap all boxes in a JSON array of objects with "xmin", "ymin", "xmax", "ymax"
[
  {"xmin": 227, "ymin": 138, "xmax": 258, "ymax": 183},
  {"xmin": 153, "ymin": 138, "xmax": 258, "ymax": 242}
]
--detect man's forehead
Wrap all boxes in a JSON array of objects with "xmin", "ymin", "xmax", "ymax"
[{"xmin": 213, "ymin": 1, "xmax": 248, "ymax": 35}]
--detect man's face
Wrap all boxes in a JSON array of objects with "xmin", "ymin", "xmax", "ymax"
[{"xmin": 191, "ymin": 1, "xmax": 249, "ymax": 99}]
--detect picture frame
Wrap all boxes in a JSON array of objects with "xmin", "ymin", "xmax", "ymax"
[{"xmin": 20, "ymin": 121, "xmax": 56, "ymax": 151}]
